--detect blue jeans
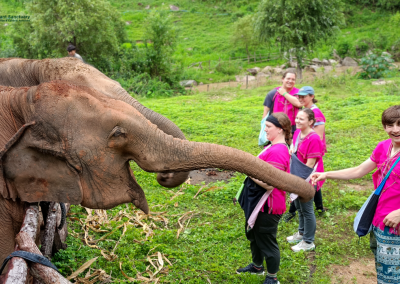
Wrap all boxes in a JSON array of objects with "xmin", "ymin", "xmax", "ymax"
[{"xmin": 294, "ymin": 197, "xmax": 316, "ymax": 243}]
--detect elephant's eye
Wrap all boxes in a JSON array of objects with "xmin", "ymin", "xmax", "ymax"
[{"xmin": 110, "ymin": 126, "xmax": 127, "ymax": 138}]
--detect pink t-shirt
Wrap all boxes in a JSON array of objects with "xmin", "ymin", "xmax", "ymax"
[
  {"xmin": 311, "ymin": 105, "xmax": 327, "ymax": 154},
  {"xmin": 272, "ymin": 87, "xmax": 300, "ymax": 126},
  {"xmin": 370, "ymin": 139, "xmax": 400, "ymax": 234},
  {"xmin": 258, "ymin": 143, "xmax": 290, "ymax": 214},
  {"xmin": 293, "ymin": 129, "xmax": 325, "ymax": 190}
]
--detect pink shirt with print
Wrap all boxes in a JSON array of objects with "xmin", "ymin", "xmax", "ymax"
[
  {"xmin": 370, "ymin": 139, "xmax": 400, "ymax": 234},
  {"xmin": 258, "ymin": 143, "xmax": 290, "ymax": 215},
  {"xmin": 293, "ymin": 129, "xmax": 325, "ymax": 190},
  {"xmin": 272, "ymin": 87, "xmax": 300, "ymax": 126}
]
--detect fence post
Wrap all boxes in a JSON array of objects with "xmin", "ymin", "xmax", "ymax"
[
  {"xmin": 209, "ymin": 60, "xmax": 211, "ymax": 68},
  {"xmin": 254, "ymin": 51, "xmax": 256, "ymax": 63},
  {"xmin": 199, "ymin": 62, "xmax": 202, "ymax": 70},
  {"xmin": 207, "ymin": 84, "xmax": 209, "ymax": 92},
  {"xmin": 246, "ymin": 75, "xmax": 248, "ymax": 89}
]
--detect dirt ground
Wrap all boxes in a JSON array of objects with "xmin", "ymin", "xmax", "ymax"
[
  {"xmin": 186, "ymin": 168, "xmax": 235, "ymax": 185},
  {"xmin": 343, "ymin": 181, "xmax": 375, "ymax": 191},
  {"xmin": 330, "ymin": 258, "xmax": 376, "ymax": 284},
  {"xmin": 189, "ymin": 65, "xmax": 363, "ymax": 93}
]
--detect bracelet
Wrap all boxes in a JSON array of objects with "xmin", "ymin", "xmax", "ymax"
[{"xmin": 282, "ymin": 92, "xmax": 288, "ymax": 96}]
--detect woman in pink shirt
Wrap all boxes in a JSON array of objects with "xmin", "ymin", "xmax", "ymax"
[
  {"xmin": 237, "ymin": 112, "xmax": 291, "ymax": 284},
  {"xmin": 287, "ymin": 108, "xmax": 324, "ymax": 252},
  {"xmin": 311, "ymin": 105, "xmax": 400, "ymax": 284}
]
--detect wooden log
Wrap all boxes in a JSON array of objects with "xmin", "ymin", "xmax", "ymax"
[
  {"xmin": 40, "ymin": 202, "xmax": 58, "ymax": 258},
  {"xmin": 3, "ymin": 205, "xmax": 40, "ymax": 284},
  {"xmin": 52, "ymin": 204, "xmax": 70, "ymax": 255},
  {"xmin": 16, "ymin": 231, "xmax": 71, "ymax": 284}
]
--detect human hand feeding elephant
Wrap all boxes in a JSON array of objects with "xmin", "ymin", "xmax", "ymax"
[
  {"xmin": 0, "ymin": 57, "xmax": 188, "ymax": 188},
  {"xmin": 0, "ymin": 81, "xmax": 315, "ymax": 271}
]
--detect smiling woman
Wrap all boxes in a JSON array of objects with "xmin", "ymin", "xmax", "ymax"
[{"xmin": 311, "ymin": 105, "xmax": 400, "ymax": 284}]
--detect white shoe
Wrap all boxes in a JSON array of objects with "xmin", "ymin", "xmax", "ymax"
[
  {"xmin": 286, "ymin": 232, "xmax": 303, "ymax": 244},
  {"xmin": 291, "ymin": 240, "xmax": 315, "ymax": 252}
]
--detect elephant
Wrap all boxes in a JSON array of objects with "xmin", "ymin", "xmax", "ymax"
[
  {"xmin": 0, "ymin": 81, "xmax": 314, "ymax": 274},
  {"xmin": 0, "ymin": 57, "xmax": 189, "ymax": 188}
]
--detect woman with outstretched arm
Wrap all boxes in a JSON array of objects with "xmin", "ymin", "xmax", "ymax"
[{"xmin": 311, "ymin": 105, "xmax": 400, "ymax": 284}]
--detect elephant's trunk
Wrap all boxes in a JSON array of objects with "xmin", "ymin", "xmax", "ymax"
[{"xmin": 133, "ymin": 128, "xmax": 315, "ymax": 201}]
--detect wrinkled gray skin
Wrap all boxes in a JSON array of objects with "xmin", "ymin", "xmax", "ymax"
[
  {"xmin": 0, "ymin": 82, "xmax": 315, "ymax": 273},
  {"xmin": 0, "ymin": 57, "xmax": 188, "ymax": 188}
]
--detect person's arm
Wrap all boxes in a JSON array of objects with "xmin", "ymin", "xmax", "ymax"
[
  {"xmin": 277, "ymin": 88, "xmax": 302, "ymax": 108},
  {"xmin": 306, "ymin": 158, "xmax": 317, "ymax": 168},
  {"xmin": 250, "ymin": 177, "xmax": 274, "ymax": 191},
  {"xmin": 314, "ymin": 124, "xmax": 325, "ymax": 141},
  {"xmin": 263, "ymin": 106, "xmax": 270, "ymax": 119},
  {"xmin": 311, "ymin": 158, "xmax": 377, "ymax": 184}
]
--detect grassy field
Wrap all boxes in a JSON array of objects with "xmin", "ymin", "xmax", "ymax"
[
  {"xmin": 52, "ymin": 73, "xmax": 400, "ymax": 283},
  {"xmin": 2, "ymin": 0, "xmax": 400, "ymax": 84}
]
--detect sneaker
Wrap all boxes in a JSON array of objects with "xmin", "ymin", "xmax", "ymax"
[
  {"xmin": 286, "ymin": 231, "xmax": 303, "ymax": 244},
  {"xmin": 236, "ymin": 263, "xmax": 265, "ymax": 275},
  {"xmin": 282, "ymin": 212, "xmax": 296, "ymax": 223},
  {"xmin": 263, "ymin": 276, "xmax": 280, "ymax": 284},
  {"xmin": 291, "ymin": 240, "xmax": 315, "ymax": 252}
]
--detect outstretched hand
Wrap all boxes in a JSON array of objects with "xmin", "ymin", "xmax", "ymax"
[{"xmin": 310, "ymin": 172, "xmax": 327, "ymax": 185}]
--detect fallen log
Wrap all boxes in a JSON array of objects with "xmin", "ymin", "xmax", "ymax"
[
  {"xmin": 53, "ymin": 204, "xmax": 70, "ymax": 254},
  {"xmin": 40, "ymin": 203, "xmax": 58, "ymax": 258},
  {"xmin": 16, "ymin": 231, "xmax": 71, "ymax": 284},
  {"xmin": 3, "ymin": 205, "xmax": 40, "ymax": 284}
]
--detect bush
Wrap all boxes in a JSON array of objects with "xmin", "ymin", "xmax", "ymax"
[
  {"xmin": 336, "ymin": 41, "xmax": 352, "ymax": 57},
  {"xmin": 359, "ymin": 52, "xmax": 394, "ymax": 79},
  {"xmin": 215, "ymin": 61, "xmax": 241, "ymax": 75}
]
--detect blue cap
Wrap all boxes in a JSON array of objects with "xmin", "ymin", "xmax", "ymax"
[{"xmin": 296, "ymin": 86, "xmax": 315, "ymax": 96}]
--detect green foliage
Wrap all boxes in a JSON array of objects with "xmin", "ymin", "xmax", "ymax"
[
  {"xmin": 255, "ymin": 0, "xmax": 345, "ymax": 71},
  {"xmin": 9, "ymin": 0, "xmax": 126, "ymax": 62},
  {"xmin": 359, "ymin": 52, "xmax": 394, "ymax": 79},
  {"xmin": 143, "ymin": 10, "xmax": 179, "ymax": 78},
  {"xmin": 215, "ymin": 61, "xmax": 241, "ymax": 75},
  {"xmin": 231, "ymin": 15, "xmax": 258, "ymax": 59},
  {"xmin": 336, "ymin": 41, "xmax": 352, "ymax": 57}
]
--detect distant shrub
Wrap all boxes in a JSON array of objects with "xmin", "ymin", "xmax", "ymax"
[
  {"xmin": 336, "ymin": 41, "xmax": 352, "ymax": 57},
  {"xmin": 359, "ymin": 52, "xmax": 394, "ymax": 79},
  {"xmin": 215, "ymin": 61, "xmax": 241, "ymax": 75},
  {"xmin": 314, "ymin": 69, "xmax": 353, "ymax": 88},
  {"xmin": 231, "ymin": 12, "xmax": 245, "ymax": 22}
]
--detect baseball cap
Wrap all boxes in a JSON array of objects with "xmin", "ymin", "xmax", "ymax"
[{"xmin": 296, "ymin": 86, "xmax": 315, "ymax": 96}]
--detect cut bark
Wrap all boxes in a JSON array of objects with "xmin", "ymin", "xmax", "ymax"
[
  {"xmin": 2, "ymin": 205, "xmax": 40, "ymax": 284},
  {"xmin": 16, "ymin": 231, "xmax": 71, "ymax": 284},
  {"xmin": 53, "ymin": 204, "xmax": 70, "ymax": 254},
  {"xmin": 40, "ymin": 203, "xmax": 58, "ymax": 258}
]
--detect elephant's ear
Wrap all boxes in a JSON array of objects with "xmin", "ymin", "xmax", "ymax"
[{"xmin": 0, "ymin": 122, "xmax": 83, "ymax": 204}]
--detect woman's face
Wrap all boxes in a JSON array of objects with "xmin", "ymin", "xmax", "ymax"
[
  {"xmin": 265, "ymin": 121, "xmax": 283, "ymax": 142},
  {"xmin": 298, "ymin": 95, "xmax": 314, "ymax": 108},
  {"xmin": 384, "ymin": 120, "xmax": 400, "ymax": 146},
  {"xmin": 295, "ymin": 111, "xmax": 313, "ymax": 131}
]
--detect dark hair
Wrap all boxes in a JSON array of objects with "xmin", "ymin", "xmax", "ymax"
[
  {"xmin": 298, "ymin": 108, "xmax": 315, "ymax": 127},
  {"xmin": 67, "ymin": 44, "xmax": 76, "ymax": 52},
  {"xmin": 282, "ymin": 71, "xmax": 296, "ymax": 79},
  {"xmin": 307, "ymin": 94, "xmax": 318, "ymax": 104},
  {"xmin": 271, "ymin": 112, "xmax": 292, "ymax": 145},
  {"xmin": 382, "ymin": 105, "xmax": 400, "ymax": 127}
]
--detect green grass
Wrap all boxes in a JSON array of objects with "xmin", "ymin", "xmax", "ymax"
[{"xmin": 52, "ymin": 74, "xmax": 400, "ymax": 283}]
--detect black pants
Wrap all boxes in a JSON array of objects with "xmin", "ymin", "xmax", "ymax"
[
  {"xmin": 289, "ymin": 186, "xmax": 323, "ymax": 213},
  {"xmin": 245, "ymin": 211, "xmax": 282, "ymax": 274}
]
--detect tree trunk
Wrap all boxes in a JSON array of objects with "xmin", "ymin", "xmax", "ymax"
[
  {"xmin": 296, "ymin": 54, "xmax": 303, "ymax": 80},
  {"xmin": 53, "ymin": 204, "xmax": 70, "ymax": 254},
  {"xmin": 40, "ymin": 202, "xmax": 58, "ymax": 258},
  {"xmin": 246, "ymin": 45, "xmax": 250, "ymax": 63},
  {"xmin": 16, "ymin": 232, "xmax": 71, "ymax": 284},
  {"xmin": 3, "ymin": 205, "xmax": 40, "ymax": 284}
]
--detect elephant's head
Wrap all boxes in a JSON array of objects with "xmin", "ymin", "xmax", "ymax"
[
  {"xmin": 0, "ymin": 57, "xmax": 189, "ymax": 189},
  {"xmin": 0, "ymin": 81, "xmax": 315, "ymax": 214}
]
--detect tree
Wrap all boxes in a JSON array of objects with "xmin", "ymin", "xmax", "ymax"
[
  {"xmin": 232, "ymin": 15, "xmax": 259, "ymax": 63},
  {"xmin": 11, "ymin": 0, "xmax": 125, "ymax": 62},
  {"xmin": 254, "ymin": 0, "xmax": 344, "ymax": 78},
  {"xmin": 143, "ymin": 10, "xmax": 179, "ymax": 80}
]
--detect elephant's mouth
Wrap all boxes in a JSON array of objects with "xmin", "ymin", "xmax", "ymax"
[{"xmin": 126, "ymin": 162, "xmax": 149, "ymax": 214}]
